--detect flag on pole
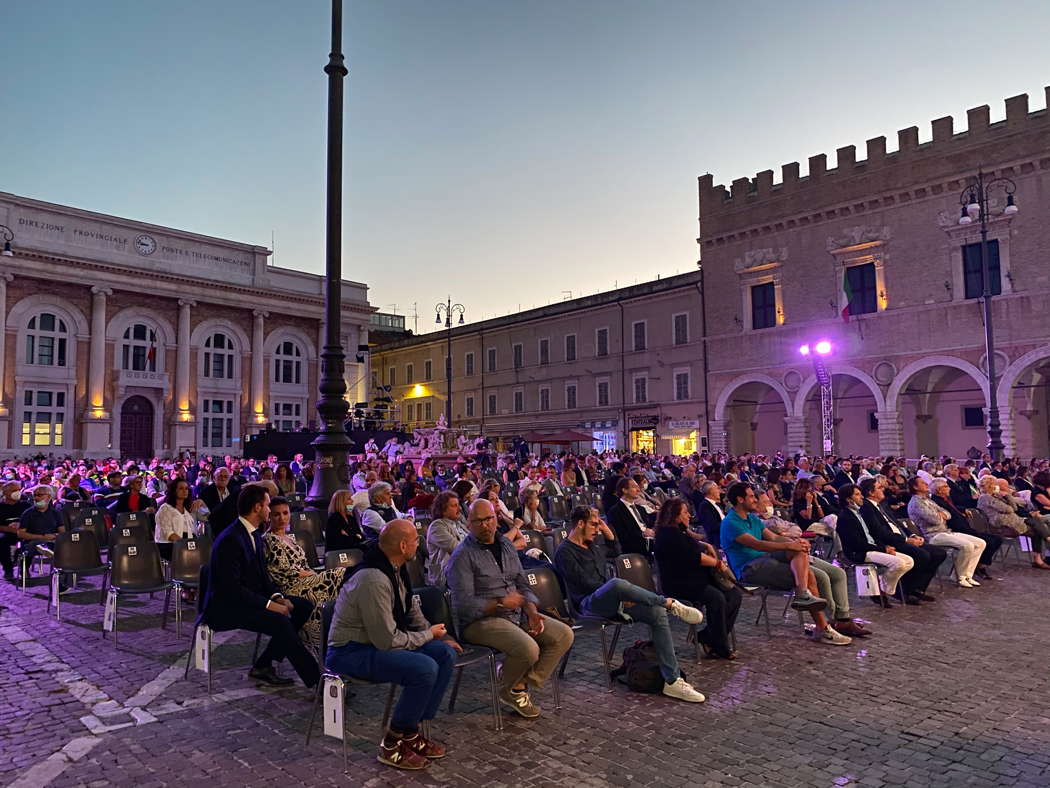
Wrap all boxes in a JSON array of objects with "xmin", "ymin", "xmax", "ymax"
[
  {"xmin": 841, "ymin": 269, "xmax": 852, "ymax": 323},
  {"xmin": 146, "ymin": 343, "xmax": 156, "ymax": 364}
]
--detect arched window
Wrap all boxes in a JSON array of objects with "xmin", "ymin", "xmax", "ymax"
[
  {"xmin": 25, "ymin": 312, "xmax": 68, "ymax": 367},
  {"xmin": 274, "ymin": 340, "xmax": 302, "ymax": 385},
  {"xmin": 203, "ymin": 333, "xmax": 235, "ymax": 379},
  {"xmin": 121, "ymin": 323, "xmax": 158, "ymax": 372}
]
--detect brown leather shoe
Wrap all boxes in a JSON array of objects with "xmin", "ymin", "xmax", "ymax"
[
  {"xmin": 833, "ymin": 620, "xmax": 870, "ymax": 638},
  {"xmin": 405, "ymin": 732, "xmax": 447, "ymax": 759}
]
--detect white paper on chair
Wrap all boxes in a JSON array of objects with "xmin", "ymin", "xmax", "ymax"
[
  {"xmin": 193, "ymin": 625, "xmax": 212, "ymax": 672},
  {"xmin": 323, "ymin": 678, "xmax": 345, "ymax": 739},
  {"xmin": 50, "ymin": 573, "xmax": 60, "ymax": 607},
  {"xmin": 853, "ymin": 564, "xmax": 881, "ymax": 597},
  {"xmin": 103, "ymin": 590, "xmax": 116, "ymax": 632}
]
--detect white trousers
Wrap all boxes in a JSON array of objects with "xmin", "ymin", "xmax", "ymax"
[
  {"xmin": 864, "ymin": 550, "xmax": 915, "ymax": 595},
  {"xmin": 928, "ymin": 531, "xmax": 986, "ymax": 580}
]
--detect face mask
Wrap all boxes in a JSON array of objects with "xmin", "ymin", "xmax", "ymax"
[
  {"xmin": 34, "ymin": 499, "xmax": 49, "ymax": 510},
  {"xmin": 764, "ymin": 506, "xmax": 774, "ymax": 516},
  {"xmin": 345, "ymin": 505, "xmax": 354, "ymax": 514}
]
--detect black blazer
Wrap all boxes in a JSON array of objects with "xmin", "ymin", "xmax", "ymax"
[
  {"xmin": 860, "ymin": 500, "xmax": 910, "ymax": 549},
  {"xmin": 202, "ymin": 519, "xmax": 278, "ymax": 622},
  {"xmin": 325, "ymin": 511, "xmax": 365, "ymax": 550},
  {"xmin": 199, "ymin": 483, "xmax": 239, "ymax": 513},
  {"xmin": 949, "ymin": 479, "xmax": 977, "ymax": 510},
  {"xmin": 654, "ymin": 524, "xmax": 711, "ymax": 602},
  {"xmin": 696, "ymin": 499, "xmax": 725, "ymax": 548},
  {"xmin": 606, "ymin": 500, "xmax": 650, "ymax": 556},
  {"xmin": 836, "ymin": 507, "xmax": 883, "ymax": 564}
]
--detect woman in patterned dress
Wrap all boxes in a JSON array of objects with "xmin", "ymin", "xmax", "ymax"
[{"xmin": 263, "ymin": 495, "xmax": 347, "ymax": 653}]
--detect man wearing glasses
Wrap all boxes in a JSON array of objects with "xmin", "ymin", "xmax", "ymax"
[
  {"xmin": 447, "ymin": 498, "xmax": 574, "ymax": 719},
  {"xmin": 16, "ymin": 485, "xmax": 67, "ymax": 589}
]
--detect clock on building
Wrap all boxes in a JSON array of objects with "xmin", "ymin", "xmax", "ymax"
[{"xmin": 134, "ymin": 234, "xmax": 157, "ymax": 256}]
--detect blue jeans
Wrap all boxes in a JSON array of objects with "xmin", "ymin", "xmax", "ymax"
[
  {"xmin": 581, "ymin": 578, "xmax": 679, "ymax": 684},
  {"xmin": 326, "ymin": 639, "xmax": 456, "ymax": 732}
]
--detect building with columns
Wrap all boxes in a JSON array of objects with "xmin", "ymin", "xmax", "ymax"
[
  {"xmin": 700, "ymin": 88, "xmax": 1050, "ymax": 459},
  {"xmin": 0, "ymin": 192, "xmax": 372, "ymax": 458}
]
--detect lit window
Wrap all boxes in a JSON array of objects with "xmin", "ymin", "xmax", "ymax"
[{"xmin": 25, "ymin": 313, "xmax": 69, "ymax": 367}]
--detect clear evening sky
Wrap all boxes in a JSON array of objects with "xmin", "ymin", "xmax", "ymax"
[{"xmin": 4, "ymin": 1, "xmax": 1050, "ymax": 333}]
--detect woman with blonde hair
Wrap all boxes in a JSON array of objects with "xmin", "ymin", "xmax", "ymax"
[{"xmin": 325, "ymin": 488, "xmax": 365, "ymax": 549}]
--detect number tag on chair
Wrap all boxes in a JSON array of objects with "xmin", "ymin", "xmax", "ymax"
[
  {"xmin": 71, "ymin": 533, "xmax": 80, "ymax": 542},
  {"xmin": 103, "ymin": 590, "xmax": 117, "ymax": 632},
  {"xmin": 323, "ymin": 677, "xmax": 345, "ymax": 739},
  {"xmin": 128, "ymin": 546, "xmax": 138, "ymax": 557},
  {"xmin": 122, "ymin": 529, "xmax": 131, "ymax": 537},
  {"xmin": 527, "ymin": 573, "xmax": 537, "ymax": 585},
  {"xmin": 50, "ymin": 573, "xmax": 60, "ymax": 606},
  {"xmin": 84, "ymin": 518, "xmax": 94, "ymax": 526},
  {"xmin": 621, "ymin": 558, "xmax": 631, "ymax": 568},
  {"xmin": 129, "ymin": 514, "xmax": 138, "ymax": 521},
  {"xmin": 193, "ymin": 624, "xmax": 212, "ymax": 672},
  {"xmin": 339, "ymin": 553, "xmax": 347, "ymax": 563},
  {"xmin": 187, "ymin": 541, "xmax": 197, "ymax": 551}
]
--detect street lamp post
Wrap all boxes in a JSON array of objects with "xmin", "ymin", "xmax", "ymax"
[
  {"xmin": 434, "ymin": 298, "xmax": 464, "ymax": 428},
  {"xmin": 308, "ymin": 0, "xmax": 352, "ymax": 507},
  {"xmin": 958, "ymin": 170, "xmax": 1019, "ymax": 461},
  {"xmin": 0, "ymin": 225, "xmax": 13, "ymax": 256},
  {"xmin": 799, "ymin": 340, "xmax": 833, "ymax": 455}
]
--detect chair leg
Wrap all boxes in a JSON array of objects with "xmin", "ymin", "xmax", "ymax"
[
  {"xmin": 161, "ymin": 586, "xmax": 172, "ymax": 631},
  {"xmin": 111, "ymin": 593, "xmax": 119, "ymax": 648},
  {"xmin": 599, "ymin": 626, "xmax": 612, "ymax": 692},
  {"xmin": 558, "ymin": 644, "xmax": 572, "ymax": 679},
  {"xmin": 447, "ymin": 666, "xmax": 463, "ymax": 712},
  {"xmin": 184, "ymin": 624, "xmax": 197, "ymax": 680},
  {"xmin": 487, "ymin": 654, "xmax": 503, "ymax": 732},
  {"xmin": 174, "ymin": 588, "xmax": 183, "ymax": 639},
  {"xmin": 304, "ymin": 678, "xmax": 323, "ymax": 745}
]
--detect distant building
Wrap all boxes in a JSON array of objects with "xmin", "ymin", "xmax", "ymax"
[
  {"xmin": 370, "ymin": 272, "xmax": 706, "ymax": 454},
  {"xmin": 0, "ymin": 191, "xmax": 372, "ymax": 458}
]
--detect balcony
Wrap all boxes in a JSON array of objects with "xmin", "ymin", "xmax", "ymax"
[{"xmin": 114, "ymin": 369, "xmax": 170, "ymax": 390}]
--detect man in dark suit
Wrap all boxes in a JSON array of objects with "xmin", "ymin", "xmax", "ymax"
[
  {"xmin": 836, "ymin": 483, "xmax": 915, "ymax": 607},
  {"xmin": 947, "ymin": 466, "xmax": 978, "ymax": 510},
  {"xmin": 831, "ymin": 459, "xmax": 855, "ymax": 490},
  {"xmin": 859, "ymin": 478, "xmax": 943, "ymax": 601},
  {"xmin": 695, "ymin": 481, "xmax": 725, "ymax": 549},
  {"xmin": 199, "ymin": 467, "xmax": 240, "ymax": 536},
  {"xmin": 606, "ymin": 476, "xmax": 652, "ymax": 556},
  {"xmin": 600, "ymin": 462, "xmax": 627, "ymax": 515},
  {"xmin": 201, "ymin": 484, "xmax": 319, "ymax": 688}
]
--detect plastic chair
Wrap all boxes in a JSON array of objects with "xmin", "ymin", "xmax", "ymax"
[
  {"xmin": 285, "ymin": 493, "xmax": 306, "ymax": 510},
  {"xmin": 612, "ymin": 552, "xmax": 656, "ymax": 592},
  {"xmin": 47, "ymin": 530, "xmax": 109, "ymax": 621},
  {"xmin": 115, "ymin": 510, "xmax": 154, "ymax": 530},
  {"xmin": 753, "ymin": 588, "xmax": 806, "ymax": 636},
  {"xmin": 291, "ymin": 509, "xmax": 326, "ymax": 546},
  {"xmin": 74, "ymin": 512, "xmax": 110, "ymax": 553},
  {"xmin": 102, "ymin": 542, "xmax": 173, "ymax": 647},
  {"xmin": 521, "ymin": 529, "xmax": 549, "ymax": 556},
  {"xmin": 108, "ymin": 523, "xmax": 150, "ymax": 551},
  {"xmin": 324, "ymin": 549, "xmax": 363, "ymax": 570},
  {"xmin": 161, "ymin": 537, "xmax": 212, "ymax": 637},
  {"xmin": 545, "ymin": 495, "xmax": 569, "ymax": 525},
  {"xmin": 293, "ymin": 530, "xmax": 324, "ymax": 570},
  {"xmin": 412, "ymin": 586, "xmax": 503, "ymax": 731},
  {"xmin": 304, "ymin": 600, "xmax": 397, "ymax": 774}
]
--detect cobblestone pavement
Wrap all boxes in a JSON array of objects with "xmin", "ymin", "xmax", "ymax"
[{"xmin": 2, "ymin": 561, "xmax": 1049, "ymax": 788}]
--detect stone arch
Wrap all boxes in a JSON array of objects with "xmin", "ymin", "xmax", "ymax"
[
  {"xmin": 7, "ymin": 294, "xmax": 90, "ymax": 338},
  {"xmin": 886, "ymin": 355, "xmax": 989, "ymax": 412},
  {"xmin": 713, "ymin": 373, "xmax": 793, "ymax": 422},
  {"xmin": 997, "ymin": 347, "xmax": 1050, "ymax": 407},
  {"xmin": 792, "ymin": 364, "xmax": 886, "ymax": 416},
  {"xmin": 190, "ymin": 317, "xmax": 251, "ymax": 354},
  {"xmin": 263, "ymin": 325, "xmax": 317, "ymax": 359},
  {"xmin": 106, "ymin": 306, "xmax": 176, "ymax": 348}
]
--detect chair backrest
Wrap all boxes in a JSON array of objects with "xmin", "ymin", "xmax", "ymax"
[
  {"xmin": 569, "ymin": 493, "xmax": 588, "ymax": 512},
  {"xmin": 521, "ymin": 529, "xmax": 547, "ymax": 554},
  {"xmin": 652, "ymin": 488, "xmax": 668, "ymax": 505},
  {"xmin": 171, "ymin": 537, "xmax": 211, "ymax": 584},
  {"xmin": 53, "ymin": 530, "xmax": 103, "ymax": 571},
  {"xmin": 546, "ymin": 495, "xmax": 568, "ymax": 521},
  {"xmin": 74, "ymin": 514, "xmax": 109, "ymax": 551},
  {"xmin": 965, "ymin": 508, "xmax": 992, "ymax": 534},
  {"xmin": 74, "ymin": 507, "xmax": 108, "ymax": 527},
  {"xmin": 109, "ymin": 542, "xmax": 166, "ymax": 588},
  {"xmin": 285, "ymin": 493, "xmax": 306, "ymax": 510},
  {"xmin": 324, "ymin": 548, "xmax": 363, "ymax": 570},
  {"xmin": 293, "ymin": 530, "xmax": 320, "ymax": 565},
  {"xmin": 290, "ymin": 509, "xmax": 325, "ymax": 544},
  {"xmin": 116, "ymin": 510, "xmax": 154, "ymax": 530},
  {"xmin": 412, "ymin": 585, "xmax": 453, "ymax": 633},
  {"xmin": 522, "ymin": 565, "xmax": 569, "ymax": 618},
  {"xmin": 549, "ymin": 525, "xmax": 570, "ymax": 553},
  {"xmin": 108, "ymin": 523, "xmax": 150, "ymax": 551},
  {"xmin": 405, "ymin": 556, "xmax": 425, "ymax": 588},
  {"xmin": 613, "ymin": 552, "xmax": 656, "ymax": 592}
]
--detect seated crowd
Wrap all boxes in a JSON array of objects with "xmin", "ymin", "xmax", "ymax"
[{"xmin": 6, "ymin": 446, "xmax": 1050, "ymax": 772}]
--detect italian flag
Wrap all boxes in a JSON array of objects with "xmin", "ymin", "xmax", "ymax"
[{"xmin": 841, "ymin": 269, "xmax": 852, "ymax": 322}]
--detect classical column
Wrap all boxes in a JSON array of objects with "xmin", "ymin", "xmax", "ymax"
[
  {"xmin": 0, "ymin": 274, "xmax": 12, "ymax": 418},
  {"xmin": 876, "ymin": 410, "xmax": 905, "ymax": 457},
  {"xmin": 88, "ymin": 287, "xmax": 111, "ymax": 413},
  {"xmin": 251, "ymin": 310, "xmax": 267, "ymax": 427},
  {"xmin": 784, "ymin": 415, "xmax": 808, "ymax": 456},
  {"xmin": 708, "ymin": 419, "xmax": 729, "ymax": 454},
  {"xmin": 996, "ymin": 408, "xmax": 1017, "ymax": 458},
  {"xmin": 176, "ymin": 300, "xmax": 195, "ymax": 418}
]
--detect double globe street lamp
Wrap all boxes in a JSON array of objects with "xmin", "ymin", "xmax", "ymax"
[{"xmin": 435, "ymin": 299, "xmax": 465, "ymax": 428}]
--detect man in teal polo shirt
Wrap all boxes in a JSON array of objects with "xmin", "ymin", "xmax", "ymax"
[{"xmin": 720, "ymin": 482, "xmax": 851, "ymax": 646}]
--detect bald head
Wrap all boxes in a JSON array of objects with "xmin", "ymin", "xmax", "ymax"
[
  {"xmin": 379, "ymin": 519, "xmax": 418, "ymax": 565},
  {"xmin": 467, "ymin": 498, "xmax": 498, "ymax": 544}
]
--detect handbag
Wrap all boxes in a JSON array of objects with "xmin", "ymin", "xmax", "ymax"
[
  {"xmin": 853, "ymin": 564, "xmax": 881, "ymax": 597},
  {"xmin": 712, "ymin": 562, "xmax": 738, "ymax": 591}
]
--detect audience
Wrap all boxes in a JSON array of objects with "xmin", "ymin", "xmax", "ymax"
[
  {"xmin": 930, "ymin": 477, "xmax": 1002, "ymax": 579},
  {"xmin": 446, "ymin": 499, "xmax": 574, "ymax": 718},
  {"xmin": 360, "ymin": 482, "xmax": 409, "ymax": 540},
  {"xmin": 327, "ymin": 519, "xmax": 458, "ymax": 771},
  {"xmin": 425, "ymin": 491, "xmax": 469, "ymax": 589},
  {"xmin": 836, "ymin": 483, "xmax": 916, "ymax": 606},
  {"xmin": 325, "ymin": 489, "xmax": 365, "ymax": 550},
  {"xmin": 607, "ymin": 477, "xmax": 653, "ymax": 556},
  {"xmin": 154, "ymin": 478, "xmax": 202, "ymax": 561},
  {"xmin": 908, "ymin": 477, "xmax": 987, "ymax": 588}
]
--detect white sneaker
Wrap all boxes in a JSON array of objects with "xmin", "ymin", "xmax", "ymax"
[
  {"xmin": 817, "ymin": 626, "xmax": 852, "ymax": 646},
  {"xmin": 662, "ymin": 676, "xmax": 706, "ymax": 703},
  {"xmin": 667, "ymin": 600, "xmax": 703, "ymax": 625},
  {"xmin": 957, "ymin": 577, "xmax": 976, "ymax": 588}
]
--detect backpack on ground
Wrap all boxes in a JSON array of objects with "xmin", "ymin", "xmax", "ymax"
[{"xmin": 609, "ymin": 640, "xmax": 683, "ymax": 693}]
